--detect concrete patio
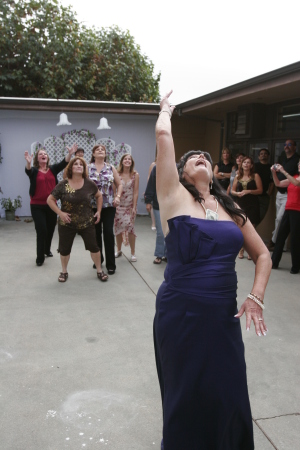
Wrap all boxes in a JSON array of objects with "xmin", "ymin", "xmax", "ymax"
[{"xmin": 0, "ymin": 215, "xmax": 299, "ymax": 450}]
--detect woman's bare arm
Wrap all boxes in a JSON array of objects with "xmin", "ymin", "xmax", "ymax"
[
  {"xmin": 133, "ymin": 173, "xmax": 139, "ymax": 215},
  {"xmin": 112, "ymin": 166, "xmax": 123, "ymax": 207},
  {"xmin": 155, "ymin": 91, "xmax": 179, "ymax": 204},
  {"xmin": 272, "ymin": 164, "xmax": 300, "ymax": 187},
  {"xmin": 235, "ymin": 219, "xmax": 272, "ymax": 336}
]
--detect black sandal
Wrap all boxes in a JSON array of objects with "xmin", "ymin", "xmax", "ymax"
[
  {"xmin": 58, "ymin": 272, "xmax": 68, "ymax": 282},
  {"xmin": 153, "ymin": 257, "xmax": 162, "ymax": 264},
  {"xmin": 97, "ymin": 271, "xmax": 108, "ymax": 282}
]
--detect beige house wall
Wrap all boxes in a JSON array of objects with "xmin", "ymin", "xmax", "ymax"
[
  {"xmin": 171, "ymin": 115, "xmax": 276, "ymax": 243},
  {"xmin": 171, "ymin": 116, "xmax": 206, "ymax": 161},
  {"xmin": 203, "ymin": 120, "xmax": 222, "ymax": 163}
]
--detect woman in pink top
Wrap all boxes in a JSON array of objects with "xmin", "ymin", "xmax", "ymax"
[
  {"xmin": 271, "ymin": 160, "xmax": 300, "ymax": 274},
  {"xmin": 25, "ymin": 145, "xmax": 76, "ymax": 266}
]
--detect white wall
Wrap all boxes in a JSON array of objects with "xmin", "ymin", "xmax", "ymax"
[{"xmin": 0, "ymin": 109, "xmax": 157, "ymax": 216}]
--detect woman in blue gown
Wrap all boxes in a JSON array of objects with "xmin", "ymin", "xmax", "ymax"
[{"xmin": 154, "ymin": 91, "xmax": 272, "ymax": 450}]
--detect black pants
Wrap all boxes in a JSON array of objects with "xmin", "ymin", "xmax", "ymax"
[
  {"xmin": 272, "ymin": 209, "xmax": 300, "ymax": 272},
  {"xmin": 31, "ymin": 204, "xmax": 57, "ymax": 263},
  {"xmin": 94, "ymin": 207, "xmax": 116, "ymax": 271}
]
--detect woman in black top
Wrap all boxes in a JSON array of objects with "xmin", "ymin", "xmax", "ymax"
[
  {"xmin": 24, "ymin": 145, "xmax": 76, "ymax": 266},
  {"xmin": 213, "ymin": 147, "xmax": 233, "ymax": 191},
  {"xmin": 232, "ymin": 157, "xmax": 263, "ymax": 259}
]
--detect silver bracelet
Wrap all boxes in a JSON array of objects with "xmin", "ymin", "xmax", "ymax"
[
  {"xmin": 159, "ymin": 109, "xmax": 172, "ymax": 119},
  {"xmin": 247, "ymin": 294, "xmax": 265, "ymax": 310}
]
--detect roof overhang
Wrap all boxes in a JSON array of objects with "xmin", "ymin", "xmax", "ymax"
[
  {"xmin": 176, "ymin": 61, "xmax": 300, "ymax": 120},
  {"xmin": 0, "ymin": 97, "xmax": 160, "ymax": 115}
]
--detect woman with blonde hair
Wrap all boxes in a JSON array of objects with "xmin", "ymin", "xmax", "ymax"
[
  {"xmin": 47, "ymin": 156, "xmax": 107, "ymax": 282},
  {"xmin": 114, "ymin": 153, "xmax": 139, "ymax": 261},
  {"xmin": 213, "ymin": 147, "xmax": 233, "ymax": 190}
]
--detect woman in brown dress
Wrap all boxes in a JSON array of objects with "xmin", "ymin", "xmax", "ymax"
[{"xmin": 47, "ymin": 157, "xmax": 108, "ymax": 282}]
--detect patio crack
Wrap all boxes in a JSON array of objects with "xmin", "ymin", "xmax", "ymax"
[
  {"xmin": 124, "ymin": 255, "xmax": 157, "ymax": 296},
  {"xmin": 253, "ymin": 413, "xmax": 300, "ymax": 450},
  {"xmin": 255, "ymin": 412, "xmax": 300, "ymax": 421}
]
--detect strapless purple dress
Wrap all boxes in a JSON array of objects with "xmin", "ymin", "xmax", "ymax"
[{"xmin": 154, "ymin": 215, "xmax": 254, "ymax": 450}]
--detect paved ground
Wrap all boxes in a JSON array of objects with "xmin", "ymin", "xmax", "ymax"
[{"xmin": 0, "ymin": 216, "xmax": 299, "ymax": 450}]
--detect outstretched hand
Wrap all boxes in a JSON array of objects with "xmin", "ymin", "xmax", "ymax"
[
  {"xmin": 160, "ymin": 90, "xmax": 176, "ymax": 115},
  {"xmin": 24, "ymin": 151, "xmax": 33, "ymax": 164},
  {"xmin": 67, "ymin": 143, "xmax": 78, "ymax": 155},
  {"xmin": 235, "ymin": 297, "xmax": 267, "ymax": 337}
]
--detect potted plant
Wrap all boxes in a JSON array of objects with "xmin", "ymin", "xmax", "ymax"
[{"xmin": 0, "ymin": 196, "xmax": 22, "ymax": 221}]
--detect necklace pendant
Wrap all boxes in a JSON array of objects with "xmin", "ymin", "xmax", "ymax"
[{"xmin": 206, "ymin": 209, "xmax": 219, "ymax": 221}]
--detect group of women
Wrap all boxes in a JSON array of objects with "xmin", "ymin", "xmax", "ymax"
[
  {"xmin": 23, "ymin": 97, "xmax": 277, "ymax": 449},
  {"xmin": 25, "ymin": 145, "xmax": 139, "ymax": 282}
]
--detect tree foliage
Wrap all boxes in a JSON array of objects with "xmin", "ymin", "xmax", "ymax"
[{"xmin": 0, "ymin": 0, "xmax": 160, "ymax": 102}]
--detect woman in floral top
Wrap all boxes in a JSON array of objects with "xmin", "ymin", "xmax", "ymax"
[
  {"xmin": 88, "ymin": 145, "xmax": 122, "ymax": 274},
  {"xmin": 47, "ymin": 157, "xmax": 108, "ymax": 282},
  {"xmin": 114, "ymin": 154, "xmax": 139, "ymax": 261}
]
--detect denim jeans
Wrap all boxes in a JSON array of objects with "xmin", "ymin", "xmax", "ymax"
[{"xmin": 153, "ymin": 208, "xmax": 166, "ymax": 258}]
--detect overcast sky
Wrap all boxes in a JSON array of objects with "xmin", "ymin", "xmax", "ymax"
[{"xmin": 60, "ymin": 0, "xmax": 299, "ymax": 105}]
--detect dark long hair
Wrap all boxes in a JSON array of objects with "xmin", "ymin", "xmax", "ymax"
[{"xmin": 177, "ymin": 150, "xmax": 246, "ymax": 225}]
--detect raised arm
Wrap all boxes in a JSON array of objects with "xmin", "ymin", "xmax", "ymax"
[
  {"xmin": 24, "ymin": 151, "xmax": 33, "ymax": 171},
  {"xmin": 271, "ymin": 164, "xmax": 300, "ymax": 187},
  {"xmin": 65, "ymin": 143, "xmax": 78, "ymax": 163},
  {"xmin": 155, "ymin": 91, "xmax": 178, "ymax": 203}
]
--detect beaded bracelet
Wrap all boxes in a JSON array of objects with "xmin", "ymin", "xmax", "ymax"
[
  {"xmin": 247, "ymin": 293, "xmax": 265, "ymax": 310},
  {"xmin": 250, "ymin": 292, "xmax": 264, "ymax": 303},
  {"xmin": 159, "ymin": 109, "xmax": 172, "ymax": 119}
]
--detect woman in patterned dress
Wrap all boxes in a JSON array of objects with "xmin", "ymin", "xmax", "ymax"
[
  {"xmin": 88, "ymin": 145, "xmax": 122, "ymax": 274},
  {"xmin": 114, "ymin": 154, "xmax": 139, "ymax": 262}
]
